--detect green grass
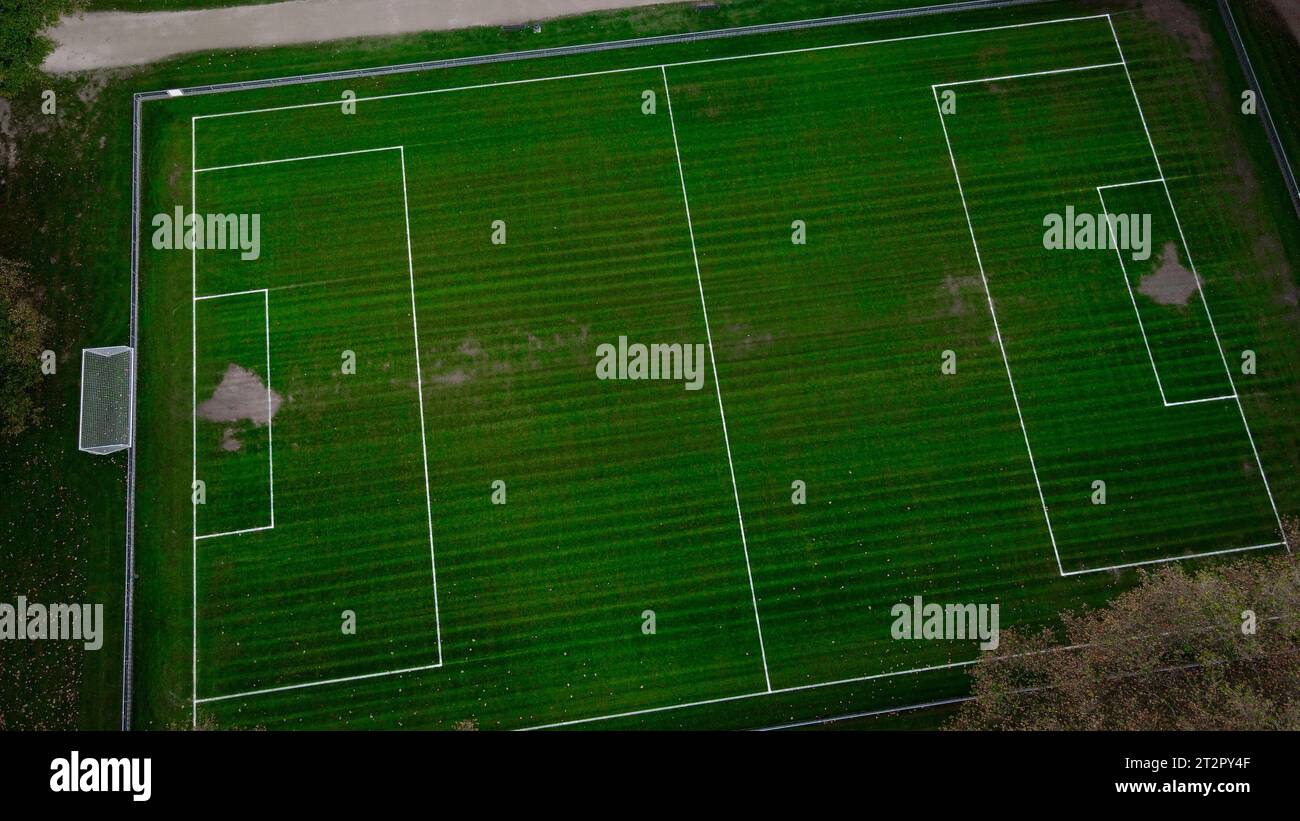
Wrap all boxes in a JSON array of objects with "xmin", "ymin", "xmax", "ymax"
[
  {"xmin": 5, "ymin": 0, "xmax": 1298, "ymax": 731},
  {"xmin": 1231, "ymin": 0, "xmax": 1300, "ymax": 185},
  {"xmin": 123, "ymin": 7, "xmax": 1300, "ymax": 730},
  {"xmin": 0, "ymin": 0, "xmax": 969, "ymax": 731}
]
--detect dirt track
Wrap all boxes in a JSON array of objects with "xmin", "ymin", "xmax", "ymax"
[{"xmin": 43, "ymin": 0, "xmax": 670, "ymax": 72}]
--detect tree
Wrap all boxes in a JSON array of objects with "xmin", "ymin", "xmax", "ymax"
[
  {"xmin": 0, "ymin": 1, "xmax": 81, "ymax": 98},
  {"xmin": 950, "ymin": 527, "xmax": 1300, "ymax": 731},
  {"xmin": 0, "ymin": 255, "xmax": 53, "ymax": 437}
]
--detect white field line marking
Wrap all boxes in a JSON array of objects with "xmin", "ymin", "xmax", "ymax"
[
  {"xmin": 195, "ymin": 525, "xmax": 274, "ymax": 540},
  {"xmin": 192, "ymin": 287, "xmax": 275, "ymax": 538},
  {"xmin": 525, "ymin": 601, "xmax": 1294, "ymax": 729},
  {"xmin": 937, "ymin": 30, "xmax": 1285, "ymax": 575},
  {"xmin": 1059, "ymin": 541, "xmax": 1286, "ymax": 577},
  {"xmin": 191, "ymin": 14, "xmax": 1113, "ymax": 122},
  {"xmin": 190, "ymin": 116, "xmax": 198, "ymax": 728},
  {"xmin": 1164, "ymin": 394, "xmax": 1236, "ymax": 407},
  {"xmin": 1108, "ymin": 15, "xmax": 1290, "ymax": 551},
  {"xmin": 1097, "ymin": 177, "xmax": 1165, "ymax": 190},
  {"xmin": 755, "ymin": 695, "xmax": 973, "ymax": 731},
  {"xmin": 195, "ymin": 661, "xmax": 444, "ymax": 704},
  {"xmin": 536, "ymin": 42, "xmax": 1290, "ymax": 728},
  {"xmin": 931, "ymin": 85, "xmax": 1064, "ymax": 576},
  {"xmin": 933, "ymin": 60, "xmax": 1122, "ymax": 88},
  {"xmin": 191, "ymin": 144, "xmax": 444, "ymax": 707},
  {"xmin": 523, "ymin": 657, "xmax": 978, "ymax": 730},
  {"xmin": 662, "ymin": 66, "xmax": 772, "ymax": 693},
  {"xmin": 166, "ymin": 1, "xmax": 1089, "ymax": 106},
  {"xmin": 194, "ymin": 287, "xmax": 269, "ymax": 301},
  {"xmin": 264, "ymin": 288, "xmax": 275, "ymax": 529},
  {"xmin": 1098, "ymin": 183, "xmax": 1238, "ymax": 407},
  {"xmin": 194, "ymin": 145, "xmax": 400, "ymax": 172},
  {"xmin": 1097, "ymin": 187, "xmax": 1169, "ymax": 404},
  {"xmin": 399, "ymin": 146, "xmax": 444, "ymax": 666}
]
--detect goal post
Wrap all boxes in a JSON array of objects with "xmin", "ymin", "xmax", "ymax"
[{"xmin": 79, "ymin": 346, "xmax": 135, "ymax": 455}]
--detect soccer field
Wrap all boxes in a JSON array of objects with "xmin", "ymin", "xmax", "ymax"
[{"xmin": 133, "ymin": 9, "xmax": 1290, "ymax": 729}]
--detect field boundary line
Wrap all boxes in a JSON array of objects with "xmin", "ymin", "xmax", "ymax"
[
  {"xmin": 188, "ymin": 14, "xmax": 1110, "ymax": 123},
  {"xmin": 662, "ymin": 65, "xmax": 771, "ymax": 693},
  {"xmin": 190, "ymin": 141, "xmax": 443, "ymax": 710},
  {"xmin": 1107, "ymin": 15, "xmax": 1290, "ymax": 552},
  {"xmin": 146, "ymin": 1, "xmax": 1063, "ymax": 105},
  {"xmin": 190, "ymin": 116, "xmax": 198, "ymax": 727}
]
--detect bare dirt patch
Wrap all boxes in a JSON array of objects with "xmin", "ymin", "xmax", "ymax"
[
  {"xmin": 198, "ymin": 364, "xmax": 281, "ymax": 426},
  {"xmin": 1141, "ymin": 0, "xmax": 1213, "ymax": 62},
  {"xmin": 44, "ymin": 0, "xmax": 668, "ymax": 72},
  {"xmin": 723, "ymin": 323, "xmax": 774, "ymax": 359},
  {"xmin": 1258, "ymin": 0, "xmax": 1300, "ymax": 44},
  {"xmin": 1138, "ymin": 241, "xmax": 1202, "ymax": 306},
  {"xmin": 0, "ymin": 99, "xmax": 18, "ymax": 169},
  {"xmin": 942, "ymin": 274, "xmax": 984, "ymax": 316},
  {"xmin": 221, "ymin": 427, "xmax": 243, "ymax": 452}
]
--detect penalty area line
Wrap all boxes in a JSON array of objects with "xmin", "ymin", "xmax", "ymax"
[
  {"xmin": 1061, "ymin": 541, "xmax": 1286, "ymax": 577},
  {"xmin": 195, "ymin": 661, "xmax": 444, "ymax": 704}
]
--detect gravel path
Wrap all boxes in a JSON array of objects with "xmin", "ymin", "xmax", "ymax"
[{"xmin": 43, "ymin": 0, "xmax": 669, "ymax": 72}]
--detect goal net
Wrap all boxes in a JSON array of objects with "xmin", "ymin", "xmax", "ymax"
[{"xmin": 79, "ymin": 346, "xmax": 135, "ymax": 455}]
